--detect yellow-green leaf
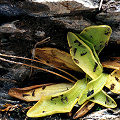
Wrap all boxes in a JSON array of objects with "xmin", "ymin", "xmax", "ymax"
[
  {"xmin": 79, "ymin": 25, "xmax": 112, "ymax": 54},
  {"xmin": 90, "ymin": 90, "xmax": 117, "ymax": 108},
  {"xmin": 67, "ymin": 32, "xmax": 103, "ymax": 79},
  {"xmin": 105, "ymin": 71, "xmax": 120, "ymax": 93},
  {"xmin": 78, "ymin": 73, "xmax": 108, "ymax": 105},
  {"xmin": 27, "ymin": 79, "xmax": 87, "ymax": 117},
  {"xmin": 75, "ymin": 33, "xmax": 103, "ymax": 69}
]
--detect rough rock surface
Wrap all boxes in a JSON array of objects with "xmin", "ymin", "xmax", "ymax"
[{"xmin": 0, "ymin": 0, "xmax": 120, "ymax": 119}]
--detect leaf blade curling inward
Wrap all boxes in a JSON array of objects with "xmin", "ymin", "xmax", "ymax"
[
  {"xmin": 78, "ymin": 73, "xmax": 109, "ymax": 105},
  {"xmin": 67, "ymin": 32, "xmax": 103, "ymax": 79},
  {"xmin": 90, "ymin": 90, "xmax": 117, "ymax": 108},
  {"xmin": 75, "ymin": 33, "xmax": 103, "ymax": 69}
]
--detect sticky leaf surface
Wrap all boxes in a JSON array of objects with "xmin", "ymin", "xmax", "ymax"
[
  {"xmin": 75, "ymin": 33, "xmax": 103, "ymax": 69},
  {"xmin": 78, "ymin": 73, "xmax": 108, "ymax": 105},
  {"xmin": 27, "ymin": 79, "xmax": 87, "ymax": 117},
  {"xmin": 90, "ymin": 90, "xmax": 117, "ymax": 108},
  {"xmin": 67, "ymin": 32, "xmax": 103, "ymax": 79},
  {"xmin": 79, "ymin": 25, "xmax": 112, "ymax": 54},
  {"xmin": 105, "ymin": 71, "xmax": 120, "ymax": 93}
]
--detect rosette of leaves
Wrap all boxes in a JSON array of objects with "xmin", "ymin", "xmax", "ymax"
[{"xmin": 26, "ymin": 25, "xmax": 119, "ymax": 118}]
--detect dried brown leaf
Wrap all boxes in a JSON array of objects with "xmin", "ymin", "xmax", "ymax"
[
  {"xmin": 102, "ymin": 57, "xmax": 120, "ymax": 70},
  {"xmin": 35, "ymin": 47, "xmax": 82, "ymax": 72},
  {"xmin": 8, "ymin": 83, "xmax": 73, "ymax": 102},
  {"xmin": 73, "ymin": 101, "xmax": 95, "ymax": 119}
]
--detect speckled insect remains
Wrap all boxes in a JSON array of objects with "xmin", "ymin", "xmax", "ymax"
[
  {"xmin": 81, "ymin": 52, "xmax": 87, "ymax": 56},
  {"xmin": 74, "ymin": 40, "xmax": 81, "ymax": 46},
  {"xmin": 67, "ymin": 32, "xmax": 103, "ymax": 79},
  {"xmin": 42, "ymin": 86, "xmax": 46, "ymax": 90},
  {"xmin": 32, "ymin": 89, "xmax": 35, "ymax": 96},
  {"xmin": 74, "ymin": 58, "xmax": 79, "ymax": 64},
  {"xmin": 110, "ymin": 84, "xmax": 115, "ymax": 90},
  {"xmin": 87, "ymin": 90, "xmax": 94, "ymax": 97},
  {"xmin": 115, "ymin": 76, "xmax": 119, "ymax": 81},
  {"xmin": 22, "ymin": 94, "xmax": 30, "ymax": 97},
  {"xmin": 93, "ymin": 62, "xmax": 98, "ymax": 72}
]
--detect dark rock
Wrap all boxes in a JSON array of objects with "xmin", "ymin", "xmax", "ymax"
[
  {"xmin": 0, "ymin": 0, "xmax": 120, "ymax": 119},
  {"xmin": 0, "ymin": 3, "xmax": 26, "ymax": 25}
]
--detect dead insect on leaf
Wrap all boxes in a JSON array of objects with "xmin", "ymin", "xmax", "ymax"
[
  {"xmin": 22, "ymin": 94, "xmax": 30, "ymax": 97},
  {"xmin": 93, "ymin": 62, "xmax": 98, "ymax": 72},
  {"xmin": 32, "ymin": 89, "xmax": 35, "ymax": 97},
  {"xmin": 110, "ymin": 84, "xmax": 115, "ymax": 90},
  {"xmin": 87, "ymin": 89, "xmax": 94, "ymax": 97}
]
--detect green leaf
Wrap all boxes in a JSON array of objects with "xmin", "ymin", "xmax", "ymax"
[
  {"xmin": 27, "ymin": 79, "xmax": 87, "ymax": 118},
  {"xmin": 90, "ymin": 90, "xmax": 117, "ymax": 108},
  {"xmin": 78, "ymin": 73, "xmax": 108, "ymax": 105},
  {"xmin": 79, "ymin": 25, "xmax": 112, "ymax": 54},
  {"xmin": 75, "ymin": 33, "xmax": 103, "ymax": 69},
  {"xmin": 67, "ymin": 32, "xmax": 103, "ymax": 79}
]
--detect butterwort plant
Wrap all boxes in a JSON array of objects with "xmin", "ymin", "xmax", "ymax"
[{"xmin": 27, "ymin": 25, "xmax": 119, "ymax": 118}]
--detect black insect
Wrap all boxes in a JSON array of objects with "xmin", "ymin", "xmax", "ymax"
[
  {"xmin": 51, "ymin": 96, "xmax": 58, "ymax": 101},
  {"xmin": 93, "ymin": 62, "xmax": 98, "ymax": 72},
  {"xmin": 100, "ymin": 41, "xmax": 103, "ymax": 43},
  {"xmin": 74, "ymin": 40, "xmax": 81, "ymax": 46},
  {"xmin": 42, "ymin": 86, "xmax": 46, "ymax": 90},
  {"xmin": 99, "ymin": 44, "xmax": 103, "ymax": 48},
  {"xmin": 61, "ymin": 94, "xmax": 63, "ymax": 97},
  {"xmin": 22, "ymin": 94, "xmax": 30, "ymax": 97},
  {"xmin": 115, "ymin": 76, "xmax": 119, "ymax": 81},
  {"xmin": 65, "ymin": 96, "xmax": 68, "ymax": 102},
  {"xmin": 73, "ymin": 48, "xmax": 77, "ymax": 56},
  {"xmin": 105, "ymin": 96, "xmax": 110, "ymax": 105},
  {"xmin": 74, "ymin": 58, "xmax": 79, "ymax": 64},
  {"xmin": 61, "ymin": 98, "xmax": 64, "ymax": 104},
  {"xmin": 87, "ymin": 89, "xmax": 94, "ymax": 97},
  {"xmin": 106, "ymin": 96, "xmax": 110, "ymax": 103},
  {"xmin": 32, "ymin": 89, "xmax": 35, "ymax": 96},
  {"xmin": 81, "ymin": 52, "xmax": 87, "ymax": 56},
  {"xmin": 60, "ymin": 94, "xmax": 64, "ymax": 104},
  {"xmin": 90, "ymin": 35, "xmax": 93, "ymax": 38},
  {"xmin": 91, "ymin": 97, "xmax": 95, "ymax": 100},
  {"xmin": 104, "ymin": 30, "xmax": 110, "ymax": 35},
  {"xmin": 110, "ymin": 84, "xmax": 115, "ymax": 90}
]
